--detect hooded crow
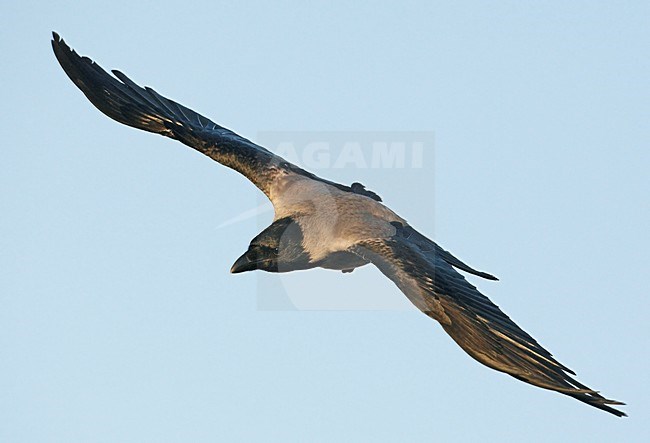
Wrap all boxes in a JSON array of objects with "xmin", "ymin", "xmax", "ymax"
[{"xmin": 51, "ymin": 33, "xmax": 626, "ymax": 417}]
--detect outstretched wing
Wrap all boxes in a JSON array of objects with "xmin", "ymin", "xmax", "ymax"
[
  {"xmin": 51, "ymin": 32, "xmax": 381, "ymax": 202},
  {"xmin": 350, "ymin": 226, "xmax": 626, "ymax": 417}
]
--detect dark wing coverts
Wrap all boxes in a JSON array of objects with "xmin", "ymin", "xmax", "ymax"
[
  {"xmin": 51, "ymin": 32, "xmax": 381, "ymax": 201},
  {"xmin": 351, "ymin": 226, "xmax": 626, "ymax": 417}
]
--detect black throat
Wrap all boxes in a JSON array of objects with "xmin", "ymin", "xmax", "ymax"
[{"xmin": 255, "ymin": 217, "xmax": 313, "ymax": 273}]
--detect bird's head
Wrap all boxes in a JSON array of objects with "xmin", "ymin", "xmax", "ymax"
[{"xmin": 230, "ymin": 216, "xmax": 312, "ymax": 274}]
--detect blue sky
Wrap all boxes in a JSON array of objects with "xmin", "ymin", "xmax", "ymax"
[{"xmin": 2, "ymin": 1, "xmax": 649, "ymax": 441}]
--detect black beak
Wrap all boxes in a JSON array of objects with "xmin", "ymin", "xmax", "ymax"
[{"xmin": 230, "ymin": 251, "xmax": 258, "ymax": 274}]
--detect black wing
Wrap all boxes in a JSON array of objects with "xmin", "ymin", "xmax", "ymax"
[
  {"xmin": 51, "ymin": 32, "xmax": 381, "ymax": 201},
  {"xmin": 351, "ymin": 228, "xmax": 626, "ymax": 417}
]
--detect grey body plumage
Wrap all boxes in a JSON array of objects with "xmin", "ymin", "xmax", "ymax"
[{"xmin": 52, "ymin": 33, "xmax": 626, "ymax": 417}]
